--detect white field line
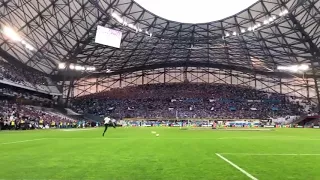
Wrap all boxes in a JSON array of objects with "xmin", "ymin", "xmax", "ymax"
[
  {"xmin": 3, "ymin": 137, "xmax": 318, "ymax": 141},
  {"xmin": 216, "ymin": 153, "xmax": 258, "ymax": 180},
  {"xmin": 47, "ymin": 138, "xmax": 228, "ymax": 140},
  {"xmin": 219, "ymin": 153, "xmax": 320, "ymax": 156},
  {"xmin": 1, "ymin": 138, "xmax": 47, "ymax": 145},
  {"xmin": 217, "ymin": 137, "xmax": 320, "ymax": 140},
  {"xmin": 60, "ymin": 129, "xmax": 95, "ymax": 131},
  {"xmin": 39, "ymin": 137, "xmax": 320, "ymax": 140}
]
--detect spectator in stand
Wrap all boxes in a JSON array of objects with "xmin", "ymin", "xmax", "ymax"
[
  {"xmin": 0, "ymin": 60, "xmax": 48, "ymax": 86},
  {"xmin": 72, "ymin": 82, "xmax": 312, "ymax": 119},
  {"xmin": 0, "ymin": 100, "xmax": 77, "ymax": 130}
]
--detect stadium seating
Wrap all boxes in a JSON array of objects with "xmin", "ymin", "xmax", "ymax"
[
  {"xmin": 72, "ymin": 83, "xmax": 312, "ymax": 119},
  {"xmin": 0, "ymin": 99, "xmax": 77, "ymax": 130},
  {"xmin": 0, "ymin": 60, "xmax": 48, "ymax": 86},
  {"xmin": 0, "ymin": 100, "xmax": 76, "ymax": 127},
  {"xmin": 0, "ymin": 85, "xmax": 78, "ymax": 130},
  {"xmin": 0, "ymin": 60, "xmax": 61, "ymax": 95}
]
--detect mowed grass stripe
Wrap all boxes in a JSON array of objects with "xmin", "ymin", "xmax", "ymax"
[{"xmin": 1, "ymin": 128, "xmax": 320, "ymax": 180}]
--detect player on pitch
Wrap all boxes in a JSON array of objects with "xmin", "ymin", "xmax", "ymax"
[{"xmin": 102, "ymin": 116, "xmax": 117, "ymax": 136}]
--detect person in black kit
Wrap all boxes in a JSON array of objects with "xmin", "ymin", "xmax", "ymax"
[{"xmin": 0, "ymin": 117, "xmax": 4, "ymax": 131}]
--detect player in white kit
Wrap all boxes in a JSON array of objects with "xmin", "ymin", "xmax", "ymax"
[{"xmin": 102, "ymin": 116, "xmax": 116, "ymax": 136}]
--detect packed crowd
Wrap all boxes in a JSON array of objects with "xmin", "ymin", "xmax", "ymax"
[
  {"xmin": 0, "ymin": 100, "xmax": 77, "ymax": 130},
  {"xmin": 72, "ymin": 83, "xmax": 311, "ymax": 119},
  {"xmin": 0, "ymin": 60, "xmax": 48, "ymax": 86},
  {"xmin": 119, "ymin": 119, "xmax": 263, "ymax": 127}
]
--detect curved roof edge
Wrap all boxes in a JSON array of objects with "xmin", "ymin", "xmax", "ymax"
[{"xmin": 133, "ymin": 0, "xmax": 261, "ymax": 25}]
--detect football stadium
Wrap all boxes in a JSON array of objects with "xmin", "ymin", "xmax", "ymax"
[{"xmin": 1, "ymin": 0, "xmax": 320, "ymax": 179}]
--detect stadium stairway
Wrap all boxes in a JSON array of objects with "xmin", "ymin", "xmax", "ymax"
[
  {"xmin": 55, "ymin": 105, "xmax": 100, "ymax": 122},
  {"xmin": 65, "ymin": 108, "xmax": 82, "ymax": 116},
  {"xmin": 291, "ymin": 114, "xmax": 309, "ymax": 125},
  {"xmin": 83, "ymin": 113, "xmax": 103, "ymax": 122},
  {"xmin": 47, "ymin": 106, "xmax": 83, "ymax": 120}
]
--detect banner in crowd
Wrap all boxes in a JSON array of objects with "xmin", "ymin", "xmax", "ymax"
[
  {"xmin": 215, "ymin": 99, "xmax": 281, "ymax": 103},
  {"xmin": 248, "ymin": 100, "xmax": 262, "ymax": 103}
]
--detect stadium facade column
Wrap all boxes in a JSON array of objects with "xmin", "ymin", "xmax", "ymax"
[
  {"xmin": 119, "ymin": 74, "xmax": 122, "ymax": 88},
  {"xmin": 141, "ymin": 71, "xmax": 145, "ymax": 85},
  {"xmin": 311, "ymin": 67, "xmax": 320, "ymax": 112},
  {"xmin": 183, "ymin": 67, "xmax": 188, "ymax": 82},
  {"xmin": 65, "ymin": 79, "xmax": 74, "ymax": 107},
  {"xmin": 163, "ymin": 68, "xmax": 166, "ymax": 84},
  {"xmin": 95, "ymin": 78, "xmax": 98, "ymax": 93},
  {"xmin": 287, "ymin": 12, "xmax": 320, "ymax": 112}
]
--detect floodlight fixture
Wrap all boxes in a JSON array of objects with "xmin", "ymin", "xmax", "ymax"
[
  {"xmin": 69, "ymin": 64, "xmax": 75, "ymax": 70},
  {"xmin": 3, "ymin": 26, "xmax": 22, "ymax": 42},
  {"xmin": 85, "ymin": 66, "xmax": 96, "ymax": 71},
  {"xmin": 111, "ymin": 12, "xmax": 123, "ymax": 24},
  {"xmin": 277, "ymin": 64, "xmax": 309, "ymax": 72},
  {"xmin": 280, "ymin": 9, "xmax": 288, "ymax": 16},
  {"xmin": 299, "ymin": 64, "xmax": 309, "ymax": 71},
  {"xmin": 25, "ymin": 44, "xmax": 34, "ymax": 51},
  {"xmin": 58, "ymin": 63, "xmax": 66, "ymax": 69},
  {"xmin": 75, "ymin": 65, "xmax": 82, "ymax": 71}
]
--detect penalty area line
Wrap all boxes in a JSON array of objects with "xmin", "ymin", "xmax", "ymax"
[
  {"xmin": 1, "ymin": 138, "xmax": 47, "ymax": 145},
  {"xmin": 216, "ymin": 153, "xmax": 258, "ymax": 180}
]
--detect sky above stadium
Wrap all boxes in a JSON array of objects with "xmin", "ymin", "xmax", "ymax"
[{"xmin": 135, "ymin": 0, "xmax": 258, "ymax": 24}]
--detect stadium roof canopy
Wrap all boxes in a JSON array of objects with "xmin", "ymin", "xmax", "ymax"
[{"xmin": 0, "ymin": 0, "xmax": 319, "ymax": 79}]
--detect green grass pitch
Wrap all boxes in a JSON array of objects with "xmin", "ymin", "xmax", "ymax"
[{"xmin": 1, "ymin": 127, "xmax": 320, "ymax": 180}]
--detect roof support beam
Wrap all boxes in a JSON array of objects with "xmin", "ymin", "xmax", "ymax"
[
  {"xmin": 86, "ymin": 62, "xmax": 320, "ymax": 79},
  {"xmin": 287, "ymin": 7, "xmax": 320, "ymax": 111}
]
